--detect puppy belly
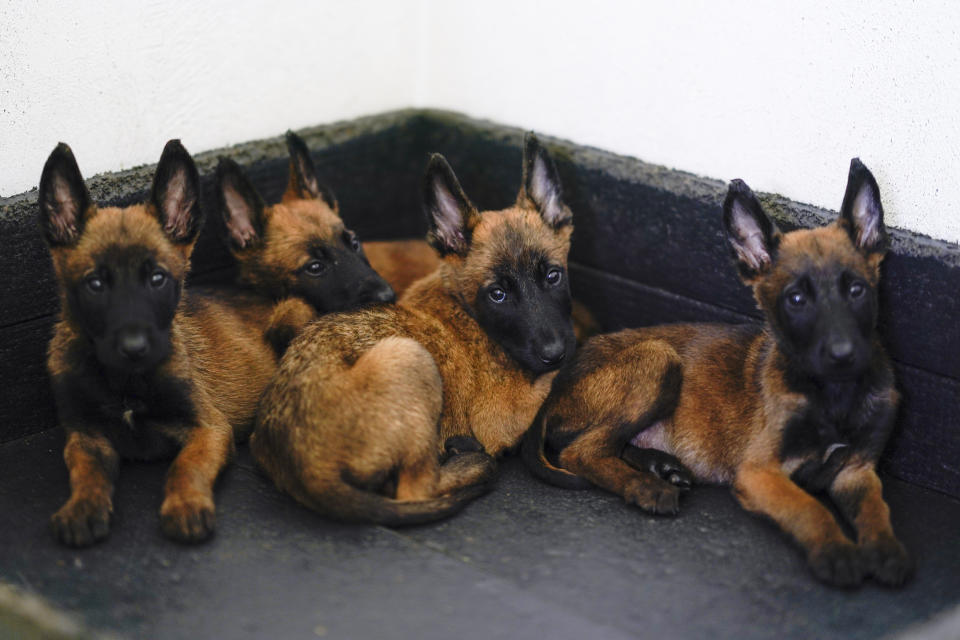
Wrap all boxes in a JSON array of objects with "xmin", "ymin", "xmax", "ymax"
[
  {"xmin": 631, "ymin": 420, "xmax": 730, "ymax": 485},
  {"xmin": 631, "ymin": 420, "xmax": 671, "ymax": 452}
]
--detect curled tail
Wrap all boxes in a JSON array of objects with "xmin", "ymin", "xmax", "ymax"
[
  {"xmin": 298, "ymin": 474, "xmax": 495, "ymax": 527},
  {"xmin": 521, "ymin": 404, "xmax": 591, "ymax": 490}
]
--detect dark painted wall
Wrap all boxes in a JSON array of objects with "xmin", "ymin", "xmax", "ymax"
[{"xmin": 1, "ymin": 110, "xmax": 957, "ymax": 498}]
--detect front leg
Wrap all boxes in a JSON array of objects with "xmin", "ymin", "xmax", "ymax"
[
  {"xmin": 830, "ymin": 462, "xmax": 912, "ymax": 586},
  {"xmin": 160, "ymin": 416, "xmax": 234, "ymax": 543},
  {"xmin": 734, "ymin": 462, "xmax": 863, "ymax": 587},
  {"xmin": 51, "ymin": 430, "xmax": 119, "ymax": 547}
]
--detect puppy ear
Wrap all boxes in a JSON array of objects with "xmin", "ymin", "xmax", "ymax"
[
  {"xmin": 519, "ymin": 132, "xmax": 572, "ymax": 228},
  {"xmin": 150, "ymin": 140, "xmax": 204, "ymax": 245},
  {"xmin": 423, "ymin": 153, "xmax": 479, "ymax": 257},
  {"xmin": 839, "ymin": 158, "xmax": 887, "ymax": 254},
  {"xmin": 38, "ymin": 143, "xmax": 92, "ymax": 247},
  {"xmin": 216, "ymin": 158, "xmax": 266, "ymax": 251},
  {"xmin": 723, "ymin": 179, "xmax": 781, "ymax": 282},
  {"xmin": 284, "ymin": 131, "xmax": 338, "ymax": 211}
]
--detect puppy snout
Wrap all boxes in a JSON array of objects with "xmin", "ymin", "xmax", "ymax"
[
  {"xmin": 537, "ymin": 338, "xmax": 566, "ymax": 366},
  {"xmin": 359, "ymin": 278, "xmax": 396, "ymax": 304},
  {"xmin": 826, "ymin": 338, "xmax": 854, "ymax": 365},
  {"xmin": 118, "ymin": 328, "xmax": 149, "ymax": 361}
]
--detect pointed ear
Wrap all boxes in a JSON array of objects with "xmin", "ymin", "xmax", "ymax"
[
  {"xmin": 216, "ymin": 158, "xmax": 266, "ymax": 251},
  {"xmin": 38, "ymin": 143, "xmax": 92, "ymax": 247},
  {"xmin": 839, "ymin": 158, "xmax": 887, "ymax": 254},
  {"xmin": 150, "ymin": 140, "xmax": 204, "ymax": 244},
  {"xmin": 284, "ymin": 131, "xmax": 338, "ymax": 211},
  {"xmin": 722, "ymin": 179, "xmax": 781, "ymax": 282},
  {"xmin": 423, "ymin": 154, "xmax": 479, "ymax": 257},
  {"xmin": 519, "ymin": 132, "xmax": 572, "ymax": 229}
]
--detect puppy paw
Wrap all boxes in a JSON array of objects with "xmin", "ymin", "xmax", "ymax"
[
  {"xmin": 444, "ymin": 435, "xmax": 485, "ymax": 455},
  {"xmin": 51, "ymin": 495, "xmax": 112, "ymax": 547},
  {"xmin": 160, "ymin": 493, "xmax": 216, "ymax": 543},
  {"xmin": 622, "ymin": 445, "xmax": 693, "ymax": 490},
  {"xmin": 623, "ymin": 477, "xmax": 681, "ymax": 515},
  {"xmin": 861, "ymin": 535, "xmax": 913, "ymax": 586},
  {"xmin": 808, "ymin": 541, "xmax": 864, "ymax": 587}
]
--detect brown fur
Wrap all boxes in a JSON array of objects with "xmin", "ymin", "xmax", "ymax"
[
  {"xmin": 218, "ymin": 132, "xmax": 393, "ymax": 325},
  {"xmin": 365, "ymin": 238, "xmax": 600, "ymax": 342},
  {"xmin": 44, "ymin": 143, "xmax": 280, "ymax": 546},
  {"xmin": 526, "ymin": 167, "xmax": 910, "ymax": 587},
  {"xmin": 252, "ymin": 138, "xmax": 575, "ymax": 525},
  {"xmin": 364, "ymin": 239, "xmax": 440, "ymax": 296}
]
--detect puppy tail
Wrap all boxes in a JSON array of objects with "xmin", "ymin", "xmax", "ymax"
[
  {"xmin": 301, "ymin": 475, "xmax": 496, "ymax": 527},
  {"xmin": 521, "ymin": 404, "xmax": 591, "ymax": 490}
]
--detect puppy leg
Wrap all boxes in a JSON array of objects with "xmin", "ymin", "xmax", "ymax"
[
  {"xmin": 51, "ymin": 430, "xmax": 118, "ymax": 547},
  {"xmin": 830, "ymin": 463, "xmax": 912, "ymax": 586},
  {"xmin": 160, "ymin": 415, "xmax": 234, "ymax": 543},
  {"xmin": 560, "ymin": 431, "xmax": 681, "ymax": 514},
  {"xmin": 265, "ymin": 298, "xmax": 317, "ymax": 357},
  {"xmin": 553, "ymin": 340, "xmax": 685, "ymax": 514},
  {"xmin": 621, "ymin": 445, "xmax": 693, "ymax": 489},
  {"xmin": 734, "ymin": 463, "xmax": 863, "ymax": 587}
]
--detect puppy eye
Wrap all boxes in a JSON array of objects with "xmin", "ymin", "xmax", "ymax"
[
  {"xmin": 150, "ymin": 271, "xmax": 167, "ymax": 288},
  {"xmin": 787, "ymin": 290, "xmax": 806, "ymax": 307},
  {"xmin": 488, "ymin": 287, "xmax": 507, "ymax": 303},
  {"xmin": 343, "ymin": 230, "xmax": 361, "ymax": 252},
  {"xmin": 848, "ymin": 281, "xmax": 865, "ymax": 299},
  {"xmin": 545, "ymin": 268, "xmax": 563, "ymax": 286},
  {"xmin": 86, "ymin": 276, "xmax": 105, "ymax": 293},
  {"xmin": 304, "ymin": 260, "xmax": 327, "ymax": 276}
]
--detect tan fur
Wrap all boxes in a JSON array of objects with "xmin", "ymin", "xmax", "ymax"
[
  {"xmin": 530, "ymin": 213, "xmax": 910, "ymax": 586},
  {"xmin": 48, "ymin": 200, "xmax": 280, "ymax": 546},
  {"xmin": 252, "ymin": 199, "xmax": 571, "ymax": 523}
]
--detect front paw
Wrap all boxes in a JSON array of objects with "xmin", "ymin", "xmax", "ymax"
[
  {"xmin": 160, "ymin": 493, "xmax": 216, "ymax": 543},
  {"xmin": 624, "ymin": 476, "xmax": 681, "ymax": 515},
  {"xmin": 808, "ymin": 541, "xmax": 864, "ymax": 587},
  {"xmin": 861, "ymin": 535, "xmax": 913, "ymax": 586},
  {"xmin": 51, "ymin": 495, "xmax": 112, "ymax": 547}
]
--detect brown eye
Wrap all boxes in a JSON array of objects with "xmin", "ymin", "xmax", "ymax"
[
  {"xmin": 488, "ymin": 287, "xmax": 506, "ymax": 303},
  {"xmin": 545, "ymin": 268, "xmax": 563, "ymax": 286},
  {"xmin": 86, "ymin": 276, "xmax": 105, "ymax": 293},
  {"xmin": 849, "ymin": 282, "xmax": 865, "ymax": 299},
  {"xmin": 787, "ymin": 290, "xmax": 806, "ymax": 307},
  {"xmin": 150, "ymin": 271, "xmax": 167, "ymax": 288},
  {"xmin": 304, "ymin": 260, "xmax": 327, "ymax": 276}
]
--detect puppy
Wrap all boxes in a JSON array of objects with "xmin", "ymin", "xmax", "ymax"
[
  {"xmin": 524, "ymin": 160, "xmax": 911, "ymax": 587},
  {"xmin": 42, "ymin": 141, "xmax": 279, "ymax": 545}
]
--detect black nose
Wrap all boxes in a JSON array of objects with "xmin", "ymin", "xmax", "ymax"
[
  {"xmin": 537, "ymin": 339, "xmax": 566, "ymax": 366},
  {"xmin": 827, "ymin": 338, "xmax": 854, "ymax": 365},
  {"xmin": 118, "ymin": 329, "xmax": 149, "ymax": 360},
  {"xmin": 359, "ymin": 278, "xmax": 396, "ymax": 304}
]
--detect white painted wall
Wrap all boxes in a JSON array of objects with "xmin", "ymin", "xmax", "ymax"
[
  {"xmin": 0, "ymin": 0, "xmax": 418, "ymax": 197},
  {"xmin": 418, "ymin": 0, "xmax": 960, "ymax": 244},
  {"xmin": 2, "ymin": 1, "xmax": 958, "ymax": 243}
]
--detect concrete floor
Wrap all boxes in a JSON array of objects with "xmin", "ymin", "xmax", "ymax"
[{"xmin": 1, "ymin": 427, "xmax": 958, "ymax": 640}]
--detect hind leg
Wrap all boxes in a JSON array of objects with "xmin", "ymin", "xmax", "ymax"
[
  {"xmin": 553, "ymin": 340, "xmax": 685, "ymax": 514},
  {"xmin": 621, "ymin": 445, "xmax": 693, "ymax": 490},
  {"xmin": 339, "ymin": 337, "xmax": 447, "ymax": 502}
]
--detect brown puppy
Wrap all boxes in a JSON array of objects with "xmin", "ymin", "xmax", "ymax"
[
  {"xmin": 215, "ymin": 131, "xmax": 395, "ymax": 321},
  {"xmin": 524, "ymin": 160, "xmax": 911, "ymax": 588},
  {"xmin": 251, "ymin": 134, "xmax": 577, "ymax": 524},
  {"xmin": 41, "ymin": 141, "xmax": 279, "ymax": 546}
]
